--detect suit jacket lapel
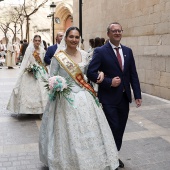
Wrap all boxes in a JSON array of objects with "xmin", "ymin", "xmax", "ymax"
[{"xmin": 105, "ymin": 43, "xmax": 122, "ymax": 71}]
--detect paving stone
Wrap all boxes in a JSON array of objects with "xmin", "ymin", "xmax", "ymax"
[
  {"xmin": 119, "ymin": 137, "xmax": 170, "ymax": 169},
  {"xmin": 0, "ymin": 152, "xmax": 43, "ymax": 169},
  {"xmin": 2, "ymin": 162, "xmax": 12, "ymax": 167},
  {"xmin": 138, "ymin": 108, "xmax": 170, "ymax": 128},
  {"xmin": 12, "ymin": 161, "xmax": 20, "ymax": 166},
  {"xmin": 26, "ymin": 165, "xmax": 37, "ymax": 169},
  {"xmin": 125, "ymin": 119, "xmax": 147, "ymax": 133},
  {"xmin": 7, "ymin": 167, "xmax": 16, "ymax": 170},
  {"xmin": 0, "ymin": 121, "xmax": 39, "ymax": 145},
  {"xmin": 0, "ymin": 167, "xmax": 7, "ymax": 170}
]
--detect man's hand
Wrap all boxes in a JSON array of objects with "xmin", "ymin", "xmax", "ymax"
[
  {"xmin": 96, "ymin": 71, "xmax": 104, "ymax": 83},
  {"xmin": 135, "ymin": 99, "xmax": 142, "ymax": 108},
  {"xmin": 111, "ymin": 76, "xmax": 121, "ymax": 87}
]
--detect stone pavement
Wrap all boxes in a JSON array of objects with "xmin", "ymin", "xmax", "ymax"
[{"xmin": 0, "ymin": 66, "xmax": 170, "ymax": 170}]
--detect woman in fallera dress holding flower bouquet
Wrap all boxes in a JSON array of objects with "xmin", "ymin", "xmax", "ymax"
[
  {"xmin": 39, "ymin": 27, "xmax": 119, "ymax": 170},
  {"xmin": 7, "ymin": 35, "xmax": 48, "ymax": 115}
]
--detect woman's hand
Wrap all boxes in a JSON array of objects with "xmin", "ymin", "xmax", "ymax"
[{"xmin": 96, "ymin": 71, "xmax": 104, "ymax": 83}]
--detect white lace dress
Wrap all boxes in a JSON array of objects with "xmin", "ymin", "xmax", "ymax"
[
  {"xmin": 7, "ymin": 47, "xmax": 48, "ymax": 114},
  {"xmin": 6, "ymin": 43, "xmax": 16, "ymax": 67},
  {"xmin": 39, "ymin": 50, "xmax": 119, "ymax": 170}
]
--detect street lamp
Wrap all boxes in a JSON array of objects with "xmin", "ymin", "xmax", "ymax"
[
  {"xmin": 79, "ymin": 0, "xmax": 83, "ymax": 38},
  {"xmin": 48, "ymin": 2, "xmax": 56, "ymax": 45}
]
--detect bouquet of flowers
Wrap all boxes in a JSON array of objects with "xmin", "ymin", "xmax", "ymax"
[
  {"xmin": 44, "ymin": 75, "xmax": 73, "ymax": 104},
  {"xmin": 25, "ymin": 63, "xmax": 42, "ymax": 79}
]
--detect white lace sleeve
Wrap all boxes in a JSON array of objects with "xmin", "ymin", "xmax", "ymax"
[
  {"xmin": 80, "ymin": 50, "xmax": 88, "ymax": 65},
  {"xmin": 80, "ymin": 50, "xmax": 89, "ymax": 75},
  {"xmin": 39, "ymin": 47, "xmax": 46, "ymax": 64},
  {"xmin": 49, "ymin": 57, "xmax": 59, "ymax": 77}
]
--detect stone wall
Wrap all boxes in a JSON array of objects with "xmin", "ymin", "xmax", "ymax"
[{"xmin": 73, "ymin": 0, "xmax": 170, "ymax": 100}]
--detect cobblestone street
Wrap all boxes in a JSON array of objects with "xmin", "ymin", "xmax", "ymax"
[{"xmin": 0, "ymin": 66, "xmax": 170, "ymax": 170}]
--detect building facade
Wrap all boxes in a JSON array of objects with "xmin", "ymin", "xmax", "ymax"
[
  {"xmin": 30, "ymin": 0, "xmax": 73, "ymax": 45},
  {"xmin": 0, "ymin": 0, "xmax": 73, "ymax": 45},
  {"xmin": 73, "ymin": 0, "xmax": 170, "ymax": 100}
]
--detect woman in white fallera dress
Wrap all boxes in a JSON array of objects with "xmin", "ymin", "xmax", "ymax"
[
  {"xmin": 39, "ymin": 27, "xmax": 119, "ymax": 170},
  {"xmin": 13, "ymin": 42, "xmax": 20, "ymax": 64},
  {"xmin": 6, "ymin": 35, "xmax": 16, "ymax": 69},
  {"xmin": 7, "ymin": 35, "xmax": 48, "ymax": 114}
]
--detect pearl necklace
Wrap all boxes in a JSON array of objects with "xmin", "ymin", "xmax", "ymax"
[{"xmin": 65, "ymin": 49, "xmax": 78, "ymax": 57}]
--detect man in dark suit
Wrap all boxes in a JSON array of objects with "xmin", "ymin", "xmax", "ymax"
[
  {"xmin": 44, "ymin": 32, "xmax": 64, "ymax": 65},
  {"xmin": 21, "ymin": 39, "xmax": 28, "ymax": 56},
  {"xmin": 87, "ymin": 22, "xmax": 142, "ymax": 168},
  {"xmin": 18, "ymin": 39, "xmax": 28, "ymax": 63}
]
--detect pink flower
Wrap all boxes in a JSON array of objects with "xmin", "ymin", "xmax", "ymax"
[
  {"xmin": 49, "ymin": 76, "xmax": 57, "ymax": 90},
  {"xmin": 48, "ymin": 76, "xmax": 68, "ymax": 91}
]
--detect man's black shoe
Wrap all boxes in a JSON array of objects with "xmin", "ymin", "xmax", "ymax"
[{"xmin": 119, "ymin": 159, "xmax": 124, "ymax": 168}]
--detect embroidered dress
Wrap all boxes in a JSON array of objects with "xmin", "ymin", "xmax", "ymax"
[
  {"xmin": 39, "ymin": 50, "xmax": 119, "ymax": 170},
  {"xmin": 7, "ymin": 46, "xmax": 48, "ymax": 114},
  {"xmin": 6, "ymin": 38, "xmax": 16, "ymax": 67}
]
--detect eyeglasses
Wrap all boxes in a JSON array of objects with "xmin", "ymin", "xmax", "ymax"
[{"xmin": 110, "ymin": 30, "xmax": 123, "ymax": 34}]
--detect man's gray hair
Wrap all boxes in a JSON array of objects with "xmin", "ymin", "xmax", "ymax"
[{"xmin": 107, "ymin": 22, "xmax": 122, "ymax": 33}]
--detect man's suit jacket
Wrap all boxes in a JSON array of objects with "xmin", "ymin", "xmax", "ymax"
[
  {"xmin": 44, "ymin": 44, "xmax": 57, "ymax": 65},
  {"xmin": 87, "ymin": 42, "xmax": 141, "ymax": 105},
  {"xmin": 21, "ymin": 43, "xmax": 28, "ymax": 56}
]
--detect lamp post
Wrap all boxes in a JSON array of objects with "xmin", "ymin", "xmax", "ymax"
[
  {"xmin": 79, "ymin": 0, "xmax": 83, "ymax": 38},
  {"xmin": 49, "ymin": 2, "xmax": 56, "ymax": 45}
]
